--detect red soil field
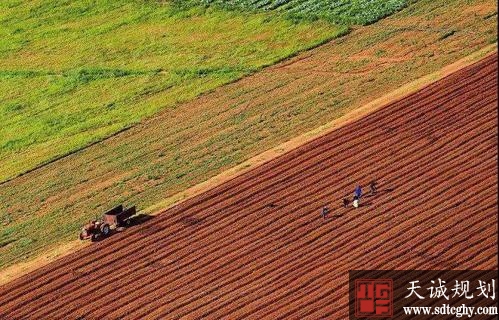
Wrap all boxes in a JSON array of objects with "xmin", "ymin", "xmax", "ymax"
[{"xmin": 0, "ymin": 53, "xmax": 497, "ymax": 319}]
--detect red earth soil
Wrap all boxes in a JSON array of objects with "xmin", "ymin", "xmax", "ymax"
[{"xmin": 0, "ymin": 53, "xmax": 497, "ymax": 319}]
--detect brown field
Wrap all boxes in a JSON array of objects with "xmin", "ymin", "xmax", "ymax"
[{"xmin": 0, "ymin": 52, "xmax": 496, "ymax": 319}]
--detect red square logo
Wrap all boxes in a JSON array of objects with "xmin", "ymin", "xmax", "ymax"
[{"xmin": 355, "ymin": 279, "xmax": 393, "ymax": 318}]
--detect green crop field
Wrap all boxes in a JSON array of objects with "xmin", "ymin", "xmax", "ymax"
[
  {"xmin": 0, "ymin": 0, "xmax": 415, "ymax": 184},
  {"xmin": 182, "ymin": 0, "xmax": 409, "ymax": 24},
  {"xmin": 0, "ymin": 0, "xmax": 352, "ymax": 183}
]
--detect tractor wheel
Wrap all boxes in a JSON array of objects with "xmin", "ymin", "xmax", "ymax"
[
  {"xmin": 91, "ymin": 234, "xmax": 99, "ymax": 242},
  {"xmin": 101, "ymin": 223, "xmax": 111, "ymax": 237},
  {"xmin": 125, "ymin": 219, "xmax": 132, "ymax": 226}
]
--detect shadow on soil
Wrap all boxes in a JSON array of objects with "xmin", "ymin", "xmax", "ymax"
[
  {"xmin": 90, "ymin": 213, "xmax": 155, "ymax": 242},
  {"xmin": 178, "ymin": 215, "xmax": 205, "ymax": 226},
  {"xmin": 129, "ymin": 213, "xmax": 154, "ymax": 226},
  {"xmin": 364, "ymin": 188, "xmax": 394, "ymax": 198}
]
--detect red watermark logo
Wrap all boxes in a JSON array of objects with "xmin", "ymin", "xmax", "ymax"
[{"xmin": 355, "ymin": 278, "xmax": 393, "ymax": 318}]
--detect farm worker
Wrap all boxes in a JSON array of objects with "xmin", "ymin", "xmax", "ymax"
[
  {"xmin": 352, "ymin": 195, "xmax": 360, "ymax": 208},
  {"xmin": 354, "ymin": 185, "xmax": 362, "ymax": 199},
  {"xmin": 321, "ymin": 206, "xmax": 330, "ymax": 220},
  {"xmin": 369, "ymin": 180, "xmax": 378, "ymax": 195},
  {"xmin": 342, "ymin": 198, "xmax": 350, "ymax": 208}
]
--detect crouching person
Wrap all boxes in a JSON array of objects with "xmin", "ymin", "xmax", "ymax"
[{"xmin": 352, "ymin": 195, "xmax": 360, "ymax": 208}]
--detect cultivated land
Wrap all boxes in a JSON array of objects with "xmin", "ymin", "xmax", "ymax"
[
  {"xmin": 0, "ymin": 53, "xmax": 496, "ymax": 319},
  {"xmin": 0, "ymin": 0, "xmax": 346, "ymax": 182},
  {"xmin": 0, "ymin": 0, "xmax": 496, "ymax": 271},
  {"xmin": 181, "ymin": 0, "xmax": 409, "ymax": 24}
]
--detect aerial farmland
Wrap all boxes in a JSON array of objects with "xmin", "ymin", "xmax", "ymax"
[{"xmin": 0, "ymin": 0, "xmax": 497, "ymax": 319}]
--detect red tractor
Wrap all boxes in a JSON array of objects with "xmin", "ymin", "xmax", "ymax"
[{"xmin": 80, "ymin": 205, "xmax": 136, "ymax": 241}]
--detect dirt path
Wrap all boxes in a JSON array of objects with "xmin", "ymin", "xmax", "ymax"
[{"xmin": 0, "ymin": 52, "xmax": 496, "ymax": 319}]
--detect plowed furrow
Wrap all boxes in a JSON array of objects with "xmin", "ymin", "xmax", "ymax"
[
  {"xmin": 0, "ymin": 53, "xmax": 496, "ymax": 320},
  {"xmin": 32, "ymin": 87, "xmax": 499, "ymax": 318},
  {"xmin": 60, "ymin": 105, "xmax": 498, "ymax": 318}
]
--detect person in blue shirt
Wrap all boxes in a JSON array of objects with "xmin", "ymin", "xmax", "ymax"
[
  {"xmin": 353, "ymin": 185, "xmax": 362, "ymax": 208},
  {"xmin": 354, "ymin": 185, "xmax": 362, "ymax": 199}
]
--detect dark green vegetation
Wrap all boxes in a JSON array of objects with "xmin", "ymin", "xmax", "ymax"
[{"xmin": 179, "ymin": 0, "xmax": 409, "ymax": 24}]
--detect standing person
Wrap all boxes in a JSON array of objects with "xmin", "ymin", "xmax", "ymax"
[
  {"xmin": 354, "ymin": 185, "xmax": 362, "ymax": 199},
  {"xmin": 321, "ymin": 206, "xmax": 330, "ymax": 220},
  {"xmin": 343, "ymin": 198, "xmax": 350, "ymax": 208},
  {"xmin": 369, "ymin": 180, "xmax": 378, "ymax": 195}
]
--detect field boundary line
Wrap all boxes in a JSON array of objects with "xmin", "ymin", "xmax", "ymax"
[
  {"xmin": 142, "ymin": 44, "xmax": 497, "ymax": 215},
  {"xmin": 0, "ymin": 44, "xmax": 496, "ymax": 287}
]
